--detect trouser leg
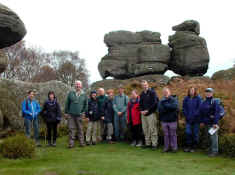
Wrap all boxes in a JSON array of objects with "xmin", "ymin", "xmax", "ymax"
[
  {"xmin": 76, "ymin": 117, "xmax": 85, "ymax": 146},
  {"xmin": 24, "ymin": 118, "xmax": 31, "ymax": 139},
  {"xmin": 185, "ymin": 123, "xmax": 193, "ymax": 147},
  {"xmin": 86, "ymin": 121, "xmax": 92, "ymax": 143},
  {"xmin": 106, "ymin": 123, "xmax": 113, "ymax": 140},
  {"xmin": 169, "ymin": 122, "xmax": 178, "ymax": 150},
  {"xmin": 68, "ymin": 115, "xmax": 77, "ymax": 146},
  {"xmin": 147, "ymin": 113, "xmax": 158, "ymax": 147},
  {"xmin": 92, "ymin": 121, "xmax": 98, "ymax": 143},
  {"xmin": 47, "ymin": 123, "xmax": 52, "ymax": 142},
  {"xmin": 114, "ymin": 113, "xmax": 120, "ymax": 140},
  {"xmin": 33, "ymin": 118, "xmax": 39, "ymax": 142},
  {"xmin": 161, "ymin": 122, "xmax": 170, "ymax": 150},
  {"xmin": 141, "ymin": 115, "xmax": 150, "ymax": 146},
  {"xmin": 120, "ymin": 113, "xmax": 127, "ymax": 140}
]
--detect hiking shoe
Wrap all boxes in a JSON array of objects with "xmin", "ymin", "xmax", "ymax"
[
  {"xmin": 92, "ymin": 142, "xmax": 96, "ymax": 145},
  {"xmin": 152, "ymin": 146, "xmax": 158, "ymax": 151},
  {"xmin": 142, "ymin": 145, "xmax": 151, "ymax": 149},
  {"xmin": 171, "ymin": 149, "xmax": 178, "ymax": 153},
  {"xmin": 190, "ymin": 149, "xmax": 195, "ymax": 153},
  {"xmin": 36, "ymin": 141, "xmax": 42, "ymax": 147},
  {"xmin": 208, "ymin": 152, "xmax": 218, "ymax": 157},
  {"xmin": 136, "ymin": 141, "xmax": 143, "ymax": 147},
  {"xmin": 130, "ymin": 141, "xmax": 137, "ymax": 147},
  {"xmin": 68, "ymin": 144, "xmax": 74, "ymax": 149},
  {"xmin": 52, "ymin": 141, "xmax": 56, "ymax": 147},
  {"xmin": 86, "ymin": 141, "xmax": 91, "ymax": 146},
  {"xmin": 184, "ymin": 148, "xmax": 190, "ymax": 152},
  {"xmin": 162, "ymin": 149, "xmax": 170, "ymax": 153}
]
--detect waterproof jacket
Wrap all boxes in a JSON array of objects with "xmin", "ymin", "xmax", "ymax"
[
  {"xmin": 86, "ymin": 98, "xmax": 100, "ymax": 121},
  {"xmin": 183, "ymin": 95, "xmax": 202, "ymax": 124},
  {"xmin": 97, "ymin": 95, "xmax": 108, "ymax": 117},
  {"xmin": 101, "ymin": 98, "xmax": 114, "ymax": 123},
  {"xmin": 65, "ymin": 90, "xmax": 88, "ymax": 117},
  {"xmin": 158, "ymin": 96, "xmax": 179, "ymax": 122},
  {"xmin": 127, "ymin": 97, "xmax": 141, "ymax": 126},
  {"xmin": 139, "ymin": 88, "xmax": 159, "ymax": 116},
  {"xmin": 22, "ymin": 99, "xmax": 41, "ymax": 120},
  {"xmin": 199, "ymin": 97, "xmax": 221, "ymax": 125},
  {"xmin": 113, "ymin": 94, "xmax": 129, "ymax": 115},
  {"xmin": 41, "ymin": 98, "xmax": 62, "ymax": 123}
]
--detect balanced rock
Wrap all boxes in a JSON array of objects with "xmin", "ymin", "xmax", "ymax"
[
  {"xmin": 168, "ymin": 20, "xmax": 209, "ymax": 76},
  {"xmin": 0, "ymin": 50, "xmax": 8, "ymax": 73},
  {"xmin": 0, "ymin": 3, "xmax": 27, "ymax": 49},
  {"xmin": 99, "ymin": 30, "xmax": 171, "ymax": 79},
  {"xmin": 212, "ymin": 67, "xmax": 235, "ymax": 80}
]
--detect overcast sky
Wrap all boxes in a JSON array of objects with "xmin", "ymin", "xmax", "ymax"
[{"xmin": 2, "ymin": 0, "xmax": 234, "ymax": 83}]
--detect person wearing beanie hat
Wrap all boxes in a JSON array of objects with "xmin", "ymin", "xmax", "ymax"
[{"xmin": 86, "ymin": 90, "xmax": 100, "ymax": 145}]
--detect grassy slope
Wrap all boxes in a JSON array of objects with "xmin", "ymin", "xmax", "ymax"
[{"xmin": 0, "ymin": 137, "xmax": 235, "ymax": 175}]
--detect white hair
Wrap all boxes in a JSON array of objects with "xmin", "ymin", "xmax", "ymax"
[{"xmin": 75, "ymin": 80, "xmax": 82, "ymax": 85}]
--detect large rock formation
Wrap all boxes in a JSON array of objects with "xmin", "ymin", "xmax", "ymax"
[
  {"xmin": 168, "ymin": 20, "xmax": 210, "ymax": 76},
  {"xmin": 0, "ymin": 80, "xmax": 71, "ymax": 130},
  {"xmin": 98, "ymin": 30, "xmax": 171, "ymax": 79},
  {"xmin": 212, "ymin": 67, "xmax": 235, "ymax": 80},
  {"xmin": 0, "ymin": 3, "xmax": 26, "ymax": 49},
  {"xmin": 0, "ymin": 50, "xmax": 8, "ymax": 73}
]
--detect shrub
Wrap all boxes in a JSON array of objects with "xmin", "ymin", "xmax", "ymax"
[
  {"xmin": 0, "ymin": 134, "xmax": 35, "ymax": 159},
  {"xmin": 219, "ymin": 134, "xmax": 235, "ymax": 157}
]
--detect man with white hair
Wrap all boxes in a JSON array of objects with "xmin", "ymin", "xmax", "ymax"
[{"xmin": 65, "ymin": 80, "xmax": 88, "ymax": 148}]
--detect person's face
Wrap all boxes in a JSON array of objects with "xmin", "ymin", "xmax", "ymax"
[
  {"xmin": 163, "ymin": 89, "xmax": 170, "ymax": 97},
  {"xmin": 131, "ymin": 91, "xmax": 138, "ymax": 99},
  {"xmin": 108, "ymin": 92, "xmax": 113, "ymax": 99},
  {"xmin": 98, "ymin": 89, "xmax": 105, "ymax": 96},
  {"xmin": 49, "ymin": 94, "xmax": 55, "ymax": 100},
  {"xmin": 189, "ymin": 88, "xmax": 195, "ymax": 96},
  {"xmin": 75, "ymin": 82, "xmax": 82, "ymax": 91},
  {"xmin": 28, "ymin": 92, "xmax": 35, "ymax": 100},
  {"xmin": 91, "ymin": 93, "xmax": 97, "ymax": 99},
  {"xmin": 119, "ymin": 88, "xmax": 124, "ymax": 94},
  {"xmin": 141, "ymin": 82, "xmax": 149, "ymax": 90},
  {"xmin": 205, "ymin": 92, "xmax": 213, "ymax": 98}
]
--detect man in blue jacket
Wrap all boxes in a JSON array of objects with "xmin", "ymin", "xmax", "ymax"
[
  {"xmin": 22, "ymin": 90, "xmax": 41, "ymax": 146},
  {"xmin": 199, "ymin": 88, "xmax": 220, "ymax": 157}
]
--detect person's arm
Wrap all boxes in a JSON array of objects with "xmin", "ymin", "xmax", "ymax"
[
  {"xmin": 35, "ymin": 101, "xmax": 41, "ymax": 117},
  {"xmin": 139, "ymin": 93, "xmax": 144, "ymax": 111},
  {"xmin": 64, "ymin": 92, "xmax": 71, "ymax": 114},
  {"xmin": 147, "ymin": 90, "xmax": 158, "ymax": 113},
  {"xmin": 82, "ymin": 95, "xmax": 88, "ymax": 116},
  {"xmin": 127, "ymin": 102, "xmax": 130, "ymax": 124},
  {"xmin": 163, "ymin": 98, "xmax": 178, "ymax": 110},
  {"xmin": 182, "ymin": 97, "xmax": 188, "ymax": 117},
  {"xmin": 22, "ymin": 100, "xmax": 32, "ymax": 116},
  {"xmin": 112, "ymin": 96, "xmax": 119, "ymax": 114},
  {"xmin": 213, "ymin": 101, "xmax": 221, "ymax": 125},
  {"xmin": 56, "ymin": 102, "xmax": 62, "ymax": 120}
]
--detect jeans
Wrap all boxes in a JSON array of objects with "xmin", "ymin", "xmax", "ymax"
[
  {"xmin": 185, "ymin": 123, "xmax": 200, "ymax": 148},
  {"xmin": 24, "ymin": 117, "xmax": 39, "ymax": 141},
  {"xmin": 207, "ymin": 125, "xmax": 219, "ymax": 154},
  {"xmin": 114, "ymin": 112, "xmax": 127, "ymax": 140},
  {"xmin": 161, "ymin": 121, "xmax": 178, "ymax": 151}
]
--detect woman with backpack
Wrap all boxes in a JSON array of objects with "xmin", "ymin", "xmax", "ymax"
[
  {"xmin": 199, "ymin": 88, "xmax": 222, "ymax": 157},
  {"xmin": 158, "ymin": 87, "xmax": 179, "ymax": 153},
  {"xmin": 41, "ymin": 91, "xmax": 62, "ymax": 147},
  {"xmin": 183, "ymin": 87, "xmax": 202, "ymax": 152}
]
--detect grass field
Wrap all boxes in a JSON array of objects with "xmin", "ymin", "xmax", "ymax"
[{"xmin": 0, "ymin": 137, "xmax": 235, "ymax": 175}]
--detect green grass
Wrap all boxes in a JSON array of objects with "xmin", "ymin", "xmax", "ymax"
[{"xmin": 0, "ymin": 137, "xmax": 235, "ymax": 175}]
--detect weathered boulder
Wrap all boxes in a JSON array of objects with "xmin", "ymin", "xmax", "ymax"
[
  {"xmin": 91, "ymin": 74, "xmax": 170, "ymax": 91},
  {"xmin": 0, "ymin": 50, "xmax": 8, "ymax": 73},
  {"xmin": 0, "ymin": 3, "xmax": 27, "ymax": 49},
  {"xmin": 0, "ymin": 79, "xmax": 72, "ymax": 130},
  {"xmin": 168, "ymin": 20, "xmax": 209, "ymax": 76},
  {"xmin": 212, "ymin": 67, "xmax": 235, "ymax": 80},
  {"xmin": 99, "ymin": 30, "xmax": 171, "ymax": 79}
]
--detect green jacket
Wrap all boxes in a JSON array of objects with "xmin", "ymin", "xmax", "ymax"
[
  {"xmin": 65, "ymin": 90, "xmax": 88, "ymax": 116},
  {"xmin": 97, "ymin": 95, "xmax": 108, "ymax": 116},
  {"xmin": 113, "ymin": 94, "xmax": 129, "ymax": 114}
]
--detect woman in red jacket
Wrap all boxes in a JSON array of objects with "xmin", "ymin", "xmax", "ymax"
[{"xmin": 127, "ymin": 90, "xmax": 143, "ymax": 147}]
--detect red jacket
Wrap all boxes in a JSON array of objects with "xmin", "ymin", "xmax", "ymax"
[{"xmin": 127, "ymin": 97, "xmax": 141, "ymax": 126}]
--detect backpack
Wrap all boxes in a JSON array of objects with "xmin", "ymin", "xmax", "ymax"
[
  {"xmin": 22, "ymin": 99, "xmax": 29, "ymax": 117},
  {"xmin": 211, "ymin": 98, "xmax": 225, "ymax": 120}
]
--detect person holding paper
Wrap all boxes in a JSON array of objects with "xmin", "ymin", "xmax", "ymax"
[{"xmin": 199, "ymin": 88, "xmax": 220, "ymax": 157}]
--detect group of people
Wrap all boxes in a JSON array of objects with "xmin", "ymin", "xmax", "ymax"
[{"xmin": 21, "ymin": 79, "xmax": 222, "ymax": 157}]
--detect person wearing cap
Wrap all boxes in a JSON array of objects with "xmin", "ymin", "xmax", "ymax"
[
  {"xmin": 65, "ymin": 80, "xmax": 88, "ymax": 148},
  {"xmin": 41, "ymin": 91, "xmax": 62, "ymax": 147},
  {"xmin": 183, "ymin": 87, "xmax": 202, "ymax": 152},
  {"xmin": 113, "ymin": 85, "xmax": 129, "ymax": 141},
  {"xmin": 85, "ymin": 91, "xmax": 99, "ymax": 145},
  {"xmin": 199, "ymin": 88, "xmax": 220, "ymax": 157},
  {"xmin": 139, "ymin": 80, "xmax": 159, "ymax": 150}
]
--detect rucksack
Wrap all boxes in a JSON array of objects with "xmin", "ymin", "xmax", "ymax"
[
  {"xmin": 22, "ymin": 99, "xmax": 29, "ymax": 117},
  {"xmin": 211, "ymin": 98, "xmax": 225, "ymax": 120}
]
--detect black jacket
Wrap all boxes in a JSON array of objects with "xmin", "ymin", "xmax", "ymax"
[
  {"xmin": 41, "ymin": 99, "xmax": 62, "ymax": 123},
  {"xmin": 101, "ymin": 98, "xmax": 114, "ymax": 123},
  {"xmin": 86, "ymin": 98, "xmax": 100, "ymax": 121},
  {"xmin": 158, "ymin": 96, "xmax": 179, "ymax": 122},
  {"xmin": 139, "ymin": 88, "xmax": 159, "ymax": 116}
]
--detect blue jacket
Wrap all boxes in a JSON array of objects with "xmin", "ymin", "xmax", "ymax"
[
  {"xmin": 22, "ymin": 99, "xmax": 41, "ymax": 120},
  {"xmin": 182, "ymin": 95, "xmax": 202, "ymax": 124},
  {"xmin": 158, "ymin": 96, "xmax": 179, "ymax": 122},
  {"xmin": 199, "ymin": 97, "xmax": 221, "ymax": 125}
]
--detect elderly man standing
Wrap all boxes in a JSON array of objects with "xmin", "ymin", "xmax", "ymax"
[
  {"xmin": 65, "ymin": 80, "xmax": 88, "ymax": 148},
  {"xmin": 113, "ymin": 85, "xmax": 129, "ymax": 141},
  {"xmin": 97, "ymin": 88, "xmax": 108, "ymax": 141},
  {"xmin": 139, "ymin": 80, "xmax": 159, "ymax": 150}
]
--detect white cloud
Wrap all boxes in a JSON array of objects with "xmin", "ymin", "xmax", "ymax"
[{"xmin": 1, "ymin": 0, "xmax": 234, "ymax": 82}]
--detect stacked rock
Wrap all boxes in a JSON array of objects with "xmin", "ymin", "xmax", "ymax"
[
  {"xmin": 98, "ymin": 30, "xmax": 171, "ymax": 79},
  {"xmin": 168, "ymin": 20, "xmax": 210, "ymax": 76}
]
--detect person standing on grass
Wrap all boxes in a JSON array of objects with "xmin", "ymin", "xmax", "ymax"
[
  {"xmin": 41, "ymin": 91, "xmax": 62, "ymax": 147},
  {"xmin": 101, "ymin": 89, "xmax": 115, "ymax": 144},
  {"xmin": 113, "ymin": 85, "xmax": 129, "ymax": 142},
  {"xmin": 158, "ymin": 87, "xmax": 179, "ymax": 153},
  {"xmin": 22, "ymin": 90, "xmax": 41, "ymax": 147},
  {"xmin": 97, "ymin": 88, "xmax": 108, "ymax": 142},
  {"xmin": 183, "ymin": 87, "xmax": 202, "ymax": 152},
  {"xmin": 65, "ymin": 80, "xmax": 88, "ymax": 148},
  {"xmin": 127, "ymin": 90, "xmax": 143, "ymax": 147},
  {"xmin": 139, "ymin": 80, "xmax": 159, "ymax": 150},
  {"xmin": 199, "ymin": 88, "xmax": 221, "ymax": 157},
  {"xmin": 86, "ymin": 91, "xmax": 99, "ymax": 145}
]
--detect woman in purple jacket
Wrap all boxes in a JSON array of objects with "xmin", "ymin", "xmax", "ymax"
[{"xmin": 183, "ymin": 87, "xmax": 202, "ymax": 152}]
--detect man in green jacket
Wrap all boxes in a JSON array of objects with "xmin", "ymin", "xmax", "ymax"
[{"xmin": 65, "ymin": 80, "xmax": 88, "ymax": 148}]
